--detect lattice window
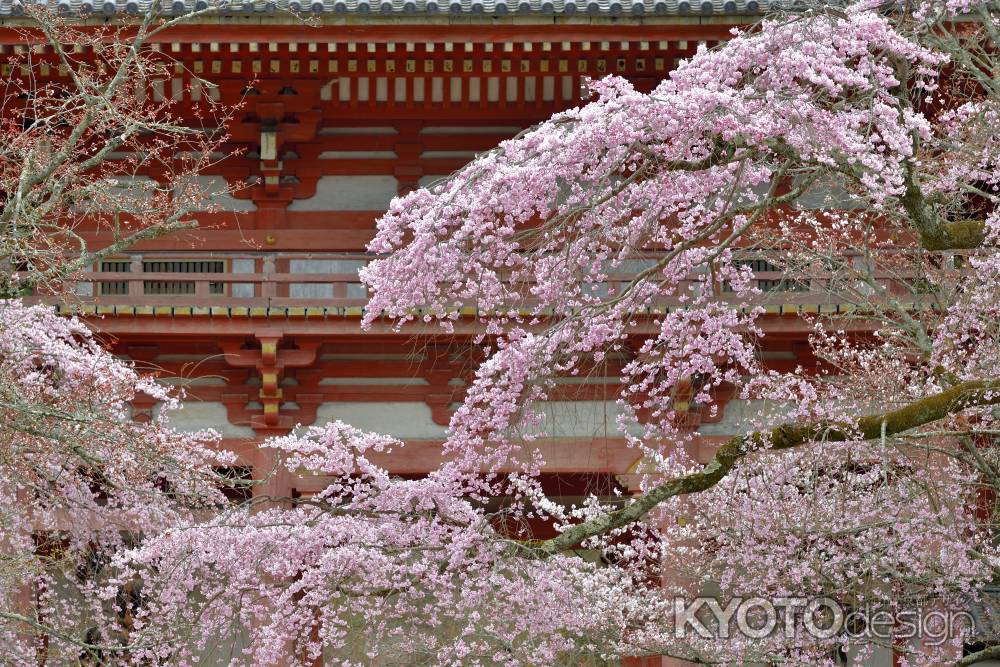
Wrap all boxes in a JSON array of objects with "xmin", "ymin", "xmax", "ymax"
[
  {"xmin": 757, "ymin": 278, "xmax": 810, "ymax": 293},
  {"xmin": 142, "ymin": 260, "xmax": 225, "ymax": 296},
  {"xmin": 723, "ymin": 258, "xmax": 810, "ymax": 293},
  {"xmin": 98, "ymin": 260, "xmax": 130, "ymax": 296}
]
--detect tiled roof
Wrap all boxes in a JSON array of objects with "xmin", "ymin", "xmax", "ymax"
[{"xmin": 0, "ymin": 0, "xmax": 775, "ymax": 17}]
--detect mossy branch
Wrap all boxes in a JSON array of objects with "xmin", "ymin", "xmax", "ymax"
[
  {"xmin": 920, "ymin": 219, "xmax": 987, "ymax": 251},
  {"xmin": 527, "ymin": 379, "xmax": 1000, "ymax": 557},
  {"xmin": 959, "ymin": 643, "xmax": 1000, "ymax": 667}
]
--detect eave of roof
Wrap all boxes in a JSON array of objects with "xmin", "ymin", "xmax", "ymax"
[{"xmin": 0, "ymin": 0, "xmax": 781, "ymax": 19}]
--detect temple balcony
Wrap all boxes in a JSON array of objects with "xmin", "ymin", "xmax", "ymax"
[{"xmin": 21, "ymin": 251, "xmax": 927, "ymax": 320}]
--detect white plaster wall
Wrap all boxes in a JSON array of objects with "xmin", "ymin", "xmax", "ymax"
[
  {"xmin": 419, "ymin": 174, "xmax": 450, "ymax": 190},
  {"xmin": 420, "ymin": 151, "xmax": 478, "ymax": 159},
  {"xmin": 314, "ymin": 402, "xmax": 447, "ymax": 439},
  {"xmin": 419, "ymin": 125, "xmax": 522, "ymax": 134},
  {"xmin": 154, "ymin": 398, "xmax": 803, "ymax": 442},
  {"xmin": 94, "ymin": 175, "xmax": 156, "ymax": 214},
  {"xmin": 288, "ymin": 258, "xmax": 367, "ymax": 299},
  {"xmin": 531, "ymin": 400, "xmax": 631, "ymax": 438},
  {"xmin": 156, "ymin": 401, "xmax": 255, "ymax": 438},
  {"xmin": 319, "ymin": 377, "xmax": 429, "ymax": 385},
  {"xmin": 288, "ymin": 175, "xmax": 398, "ymax": 211},
  {"xmin": 318, "ymin": 126, "xmax": 398, "ymax": 135},
  {"xmin": 314, "ymin": 400, "xmax": 635, "ymax": 440},
  {"xmin": 231, "ymin": 258, "xmax": 255, "ymax": 299},
  {"xmin": 319, "ymin": 151, "xmax": 397, "ymax": 159},
  {"xmin": 289, "ymin": 258, "xmax": 366, "ymax": 273},
  {"xmin": 793, "ymin": 173, "xmax": 865, "ymax": 210},
  {"xmin": 345, "ymin": 283, "xmax": 368, "ymax": 298},
  {"xmin": 188, "ymin": 175, "xmax": 257, "ymax": 212},
  {"xmin": 289, "ymin": 283, "xmax": 334, "ymax": 298},
  {"xmin": 533, "ymin": 400, "xmax": 642, "ymax": 438},
  {"xmin": 848, "ymin": 645, "xmax": 893, "ymax": 667},
  {"xmin": 697, "ymin": 399, "xmax": 791, "ymax": 436}
]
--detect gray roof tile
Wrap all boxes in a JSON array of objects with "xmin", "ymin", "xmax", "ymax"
[{"xmin": 1, "ymin": 0, "xmax": 777, "ymax": 16}]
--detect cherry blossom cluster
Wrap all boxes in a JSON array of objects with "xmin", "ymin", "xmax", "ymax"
[{"xmin": 0, "ymin": 301, "xmax": 230, "ymax": 663}]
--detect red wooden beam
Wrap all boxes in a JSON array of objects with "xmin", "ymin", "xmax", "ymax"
[{"xmin": 0, "ymin": 21, "xmax": 741, "ymax": 45}]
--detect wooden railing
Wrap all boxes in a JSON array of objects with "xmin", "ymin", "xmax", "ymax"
[
  {"xmin": 20, "ymin": 251, "xmax": 928, "ymax": 313},
  {"xmin": 37, "ymin": 253, "xmax": 371, "ymax": 309}
]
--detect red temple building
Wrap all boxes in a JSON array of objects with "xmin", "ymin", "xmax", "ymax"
[{"xmin": 0, "ymin": 3, "xmax": 894, "ymax": 664}]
